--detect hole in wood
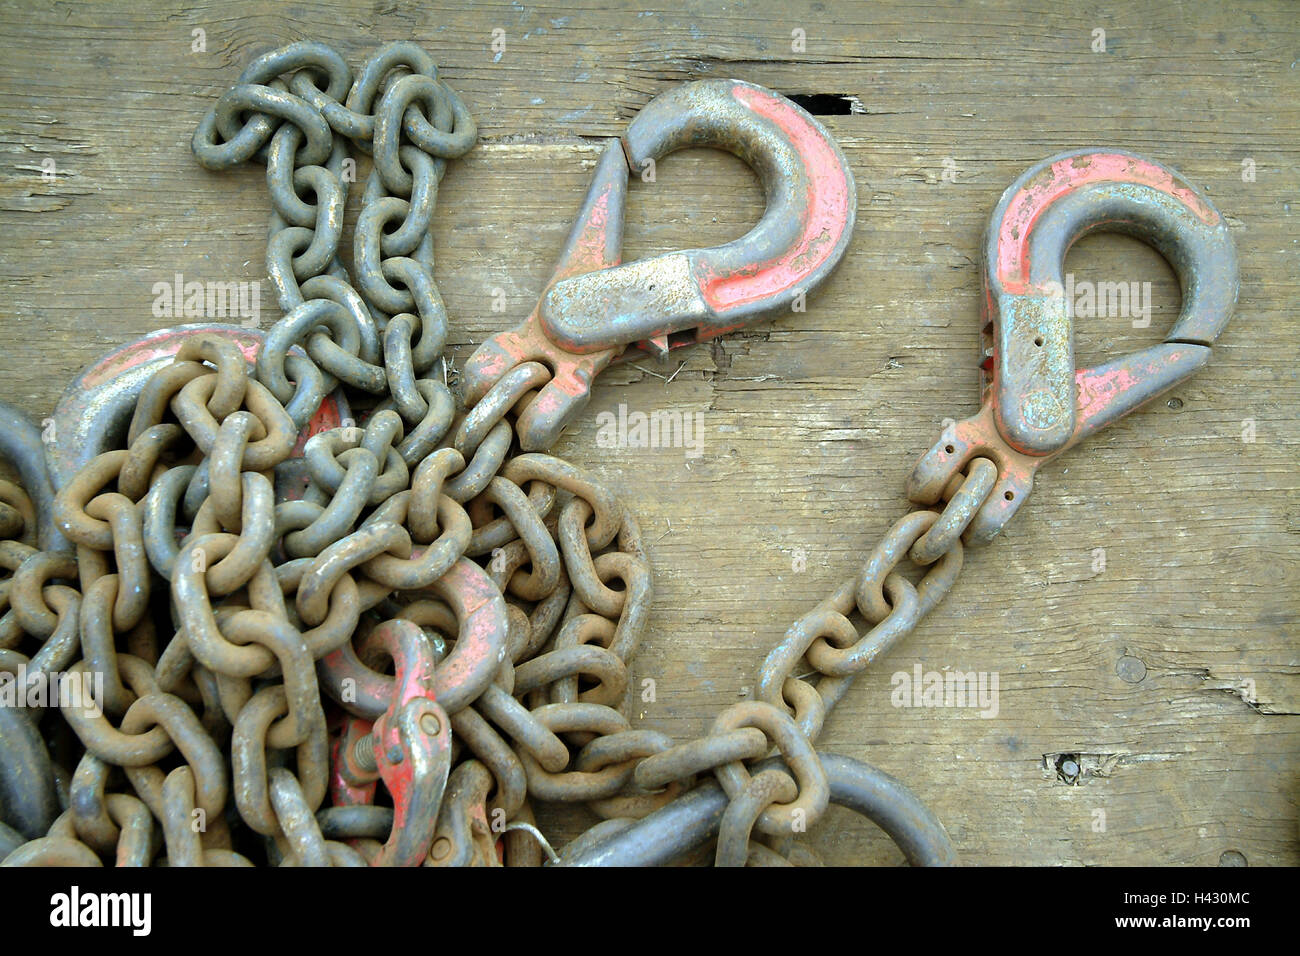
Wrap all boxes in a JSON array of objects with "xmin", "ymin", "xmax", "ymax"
[{"xmin": 786, "ymin": 93, "xmax": 856, "ymax": 116}]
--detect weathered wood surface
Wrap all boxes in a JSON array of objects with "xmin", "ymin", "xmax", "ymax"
[{"xmin": 0, "ymin": 0, "xmax": 1294, "ymax": 865}]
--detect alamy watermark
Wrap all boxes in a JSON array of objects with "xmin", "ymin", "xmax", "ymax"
[
  {"xmin": 595, "ymin": 403, "xmax": 704, "ymax": 458},
  {"xmin": 890, "ymin": 663, "xmax": 999, "ymax": 718},
  {"xmin": 0, "ymin": 665, "xmax": 103, "ymax": 711},
  {"xmin": 50, "ymin": 886, "xmax": 150, "ymax": 936},
  {"xmin": 152, "ymin": 273, "xmax": 261, "ymax": 327},
  {"xmin": 1044, "ymin": 273, "xmax": 1153, "ymax": 328}
]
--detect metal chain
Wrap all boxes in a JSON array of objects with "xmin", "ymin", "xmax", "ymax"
[
  {"xmin": 629, "ymin": 458, "xmax": 998, "ymax": 864},
  {"xmin": 0, "ymin": 41, "xmax": 957, "ymax": 868}
]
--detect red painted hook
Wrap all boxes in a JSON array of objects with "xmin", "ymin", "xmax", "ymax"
[
  {"xmin": 461, "ymin": 79, "xmax": 857, "ymax": 451},
  {"xmin": 328, "ymin": 618, "xmax": 451, "ymax": 867},
  {"xmin": 908, "ymin": 149, "xmax": 1238, "ymax": 545}
]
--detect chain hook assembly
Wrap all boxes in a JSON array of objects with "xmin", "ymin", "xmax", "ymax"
[
  {"xmin": 461, "ymin": 79, "xmax": 857, "ymax": 451},
  {"xmin": 908, "ymin": 149, "xmax": 1238, "ymax": 544},
  {"xmin": 329, "ymin": 619, "xmax": 451, "ymax": 866}
]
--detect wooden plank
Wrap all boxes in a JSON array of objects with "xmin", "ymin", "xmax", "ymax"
[{"xmin": 0, "ymin": 0, "xmax": 1294, "ymax": 865}]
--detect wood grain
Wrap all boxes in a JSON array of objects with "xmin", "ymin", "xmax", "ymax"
[{"xmin": 0, "ymin": 0, "xmax": 1294, "ymax": 865}]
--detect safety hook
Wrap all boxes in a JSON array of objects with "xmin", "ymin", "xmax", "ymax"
[
  {"xmin": 908, "ymin": 149, "xmax": 1238, "ymax": 545},
  {"xmin": 462, "ymin": 79, "xmax": 857, "ymax": 451}
]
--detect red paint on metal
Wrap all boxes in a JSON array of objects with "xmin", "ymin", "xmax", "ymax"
[
  {"xmin": 329, "ymin": 718, "xmax": 377, "ymax": 807},
  {"xmin": 565, "ymin": 185, "xmax": 620, "ymax": 277},
  {"xmin": 291, "ymin": 395, "xmax": 343, "ymax": 457},
  {"xmin": 996, "ymin": 153, "xmax": 1217, "ymax": 292},
  {"xmin": 475, "ymin": 350, "xmax": 514, "ymax": 377},
  {"xmin": 432, "ymin": 558, "xmax": 508, "ymax": 698},
  {"xmin": 700, "ymin": 85, "xmax": 850, "ymax": 312},
  {"xmin": 441, "ymin": 558, "xmax": 500, "ymax": 617},
  {"xmin": 1074, "ymin": 364, "xmax": 1140, "ymax": 422},
  {"xmin": 78, "ymin": 327, "xmax": 261, "ymax": 389},
  {"xmin": 531, "ymin": 386, "xmax": 570, "ymax": 412}
]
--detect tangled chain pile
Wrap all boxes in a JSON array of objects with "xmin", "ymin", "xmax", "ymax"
[{"xmin": 0, "ymin": 41, "xmax": 980, "ymax": 867}]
